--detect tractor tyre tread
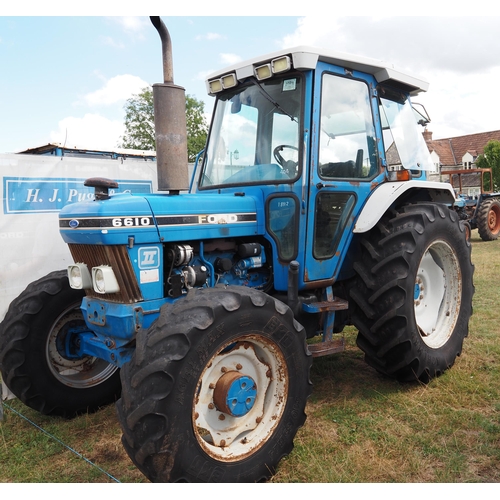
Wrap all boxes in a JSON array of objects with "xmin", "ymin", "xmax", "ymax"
[
  {"xmin": 0, "ymin": 270, "xmax": 121, "ymax": 417},
  {"xmin": 350, "ymin": 203, "xmax": 474, "ymax": 383},
  {"xmin": 116, "ymin": 285, "xmax": 312, "ymax": 483}
]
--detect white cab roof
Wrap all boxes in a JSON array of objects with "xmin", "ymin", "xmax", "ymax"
[{"xmin": 206, "ymin": 45, "xmax": 428, "ymax": 96}]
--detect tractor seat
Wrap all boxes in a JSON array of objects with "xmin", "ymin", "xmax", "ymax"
[{"xmin": 320, "ymin": 160, "xmax": 356, "ymax": 178}]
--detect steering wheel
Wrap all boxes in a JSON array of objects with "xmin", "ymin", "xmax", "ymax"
[{"xmin": 273, "ymin": 145, "xmax": 299, "ymax": 177}]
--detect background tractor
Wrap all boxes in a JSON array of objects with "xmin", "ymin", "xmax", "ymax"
[
  {"xmin": 447, "ymin": 167, "xmax": 500, "ymax": 240},
  {"xmin": 0, "ymin": 17, "xmax": 474, "ymax": 483}
]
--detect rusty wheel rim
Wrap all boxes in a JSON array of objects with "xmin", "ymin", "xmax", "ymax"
[
  {"xmin": 46, "ymin": 304, "xmax": 119, "ymax": 388},
  {"xmin": 488, "ymin": 204, "xmax": 500, "ymax": 233},
  {"xmin": 192, "ymin": 336, "xmax": 288, "ymax": 462}
]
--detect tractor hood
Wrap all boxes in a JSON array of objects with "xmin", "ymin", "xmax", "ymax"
[{"xmin": 59, "ymin": 192, "xmax": 263, "ymax": 246}]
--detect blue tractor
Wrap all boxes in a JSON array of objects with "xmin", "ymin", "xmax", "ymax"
[
  {"xmin": 0, "ymin": 17, "xmax": 474, "ymax": 482},
  {"xmin": 449, "ymin": 168, "xmax": 500, "ymax": 241}
]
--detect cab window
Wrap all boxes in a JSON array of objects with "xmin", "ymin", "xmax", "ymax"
[{"xmin": 318, "ymin": 74, "xmax": 378, "ymax": 179}]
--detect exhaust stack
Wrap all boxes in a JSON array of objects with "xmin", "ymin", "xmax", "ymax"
[{"xmin": 150, "ymin": 16, "xmax": 189, "ymax": 193}]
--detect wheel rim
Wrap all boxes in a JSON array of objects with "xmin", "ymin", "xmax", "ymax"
[
  {"xmin": 488, "ymin": 204, "xmax": 500, "ymax": 233},
  {"xmin": 193, "ymin": 336, "xmax": 288, "ymax": 462},
  {"xmin": 46, "ymin": 303, "xmax": 119, "ymax": 388},
  {"xmin": 414, "ymin": 240, "xmax": 462, "ymax": 348}
]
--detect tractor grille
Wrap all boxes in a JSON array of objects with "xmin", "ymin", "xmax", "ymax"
[{"xmin": 69, "ymin": 244, "xmax": 143, "ymax": 303}]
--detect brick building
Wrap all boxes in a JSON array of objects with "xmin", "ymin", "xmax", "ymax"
[{"xmin": 422, "ymin": 129, "xmax": 500, "ymax": 195}]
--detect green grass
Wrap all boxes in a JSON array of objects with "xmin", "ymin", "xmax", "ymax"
[
  {"xmin": 1, "ymin": 229, "xmax": 499, "ymax": 483},
  {"xmin": 0, "ymin": 400, "xmax": 145, "ymax": 483}
]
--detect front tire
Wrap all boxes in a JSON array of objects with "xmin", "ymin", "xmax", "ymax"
[
  {"xmin": 116, "ymin": 286, "xmax": 312, "ymax": 482},
  {"xmin": 350, "ymin": 203, "xmax": 474, "ymax": 383},
  {"xmin": 0, "ymin": 270, "xmax": 121, "ymax": 417}
]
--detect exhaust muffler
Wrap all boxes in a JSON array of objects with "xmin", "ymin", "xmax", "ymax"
[{"xmin": 150, "ymin": 16, "xmax": 189, "ymax": 193}]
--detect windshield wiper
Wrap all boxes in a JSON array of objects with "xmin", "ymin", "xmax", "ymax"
[{"xmin": 249, "ymin": 77, "xmax": 297, "ymax": 123}]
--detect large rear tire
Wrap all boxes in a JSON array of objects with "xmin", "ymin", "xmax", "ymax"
[
  {"xmin": 0, "ymin": 270, "xmax": 121, "ymax": 417},
  {"xmin": 350, "ymin": 203, "xmax": 474, "ymax": 383},
  {"xmin": 477, "ymin": 198, "xmax": 500, "ymax": 241},
  {"xmin": 116, "ymin": 286, "xmax": 312, "ymax": 482}
]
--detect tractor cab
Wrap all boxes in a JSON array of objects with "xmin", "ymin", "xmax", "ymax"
[{"xmin": 192, "ymin": 47, "xmax": 439, "ymax": 288}]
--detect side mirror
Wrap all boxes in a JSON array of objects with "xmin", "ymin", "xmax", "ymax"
[{"xmin": 231, "ymin": 96, "xmax": 242, "ymax": 114}]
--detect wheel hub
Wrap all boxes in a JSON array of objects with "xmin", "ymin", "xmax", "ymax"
[
  {"xmin": 47, "ymin": 308, "xmax": 119, "ymax": 387},
  {"xmin": 414, "ymin": 282, "xmax": 421, "ymax": 301},
  {"xmin": 213, "ymin": 371, "xmax": 257, "ymax": 417}
]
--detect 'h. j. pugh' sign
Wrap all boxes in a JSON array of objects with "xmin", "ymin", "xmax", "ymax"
[{"xmin": 3, "ymin": 177, "xmax": 153, "ymax": 214}]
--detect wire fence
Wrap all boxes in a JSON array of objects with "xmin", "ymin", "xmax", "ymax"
[{"xmin": 0, "ymin": 389, "xmax": 121, "ymax": 483}]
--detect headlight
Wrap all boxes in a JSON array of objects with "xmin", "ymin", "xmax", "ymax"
[
  {"xmin": 271, "ymin": 56, "xmax": 291, "ymax": 74},
  {"xmin": 68, "ymin": 263, "xmax": 92, "ymax": 290},
  {"xmin": 208, "ymin": 72, "xmax": 237, "ymax": 93},
  {"xmin": 254, "ymin": 63, "xmax": 272, "ymax": 80},
  {"xmin": 255, "ymin": 56, "xmax": 292, "ymax": 80},
  {"xmin": 92, "ymin": 265, "xmax": 120, "ymax": 294}
]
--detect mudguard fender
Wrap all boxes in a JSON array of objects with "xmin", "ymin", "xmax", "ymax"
[{"xmin": 353, "ymin": 180, "xmax": 456, "ymax": 233}]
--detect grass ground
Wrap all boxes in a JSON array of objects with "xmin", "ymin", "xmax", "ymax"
[{"xmin": 1, "ymin": 229, "xmax": 499, "ymax": 483}]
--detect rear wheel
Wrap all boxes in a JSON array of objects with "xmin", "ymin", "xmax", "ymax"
[
  {"xmin": 350, "ymin": 203, "xmax": 474, "ymax": 382},
  {"xmin": 116, "ymin": 286, "xmax": 312, "ymax": 482},
  {"xmin": 0, "ymin": 271, "xmax": 121, "ymax": 417},
  {"xmin": 477, "ymin": 198, "xmax": 500, "ymax": 240}
]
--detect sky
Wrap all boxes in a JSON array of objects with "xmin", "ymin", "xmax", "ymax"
[{"xmin": 1, "ymin": 3, "xmax": 500, "ymax": 154}]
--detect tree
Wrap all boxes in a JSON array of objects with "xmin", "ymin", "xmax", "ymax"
[
  {"xmin": 476, "ymin": 140, "xmax": 500, "ymax": 191},
  {"xmin": 185, "ymin": 95, "xmax": 209, "ymax": 162},
  {"xmin": 119, "ymin": 87, "xmax": 155, "ymax": 151},
  {"xmin": 119, "ymin": 87, "xmax": 208, "ymax": 162}
]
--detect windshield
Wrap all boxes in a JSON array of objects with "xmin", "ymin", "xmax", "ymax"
[
  {"xmin": 380, "ymin": 96, "xmax": 435, "ymax": 171},
  {"xmin": 200, "ymin": 76, "xmax": 302, "ymax": 187}
]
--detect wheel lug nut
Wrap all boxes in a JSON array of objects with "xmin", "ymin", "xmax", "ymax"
[
  {"xmin": 236, "ymin": 363, "xmax": 242, "ymax": 370},
  {"xmin": 219, "ymin": 414, "xmax": 226, "ymax": 421}
]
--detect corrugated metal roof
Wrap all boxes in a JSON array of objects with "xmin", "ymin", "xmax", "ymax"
[{"xmin": 17, "ymin": 143, "xmax": 156, "ymax": 159}]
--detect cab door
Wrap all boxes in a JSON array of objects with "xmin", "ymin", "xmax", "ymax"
[{"xmin": 304, "ymin": 64, "xmax": 382, "ymax": 283}]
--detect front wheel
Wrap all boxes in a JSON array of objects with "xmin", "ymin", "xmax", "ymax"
[
  {"xmin": 116, "ymin": 286, "xmax": 312, "ymax": 482},
  {"xmin": 350, "ymin": 203, "xmax": 474, "ymax": 383},
  {"xmin": 0, "ymin": 270, "xmax": 121, "ymax": 417}
]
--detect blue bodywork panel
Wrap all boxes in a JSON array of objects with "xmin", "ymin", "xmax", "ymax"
[
  {"xmin": 59, "ymin": 193, "xmax": 160, "ymax": 245},
  {"xmin": 59, "ymin": 191, "xmax": 264, "ymax": 245}
]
